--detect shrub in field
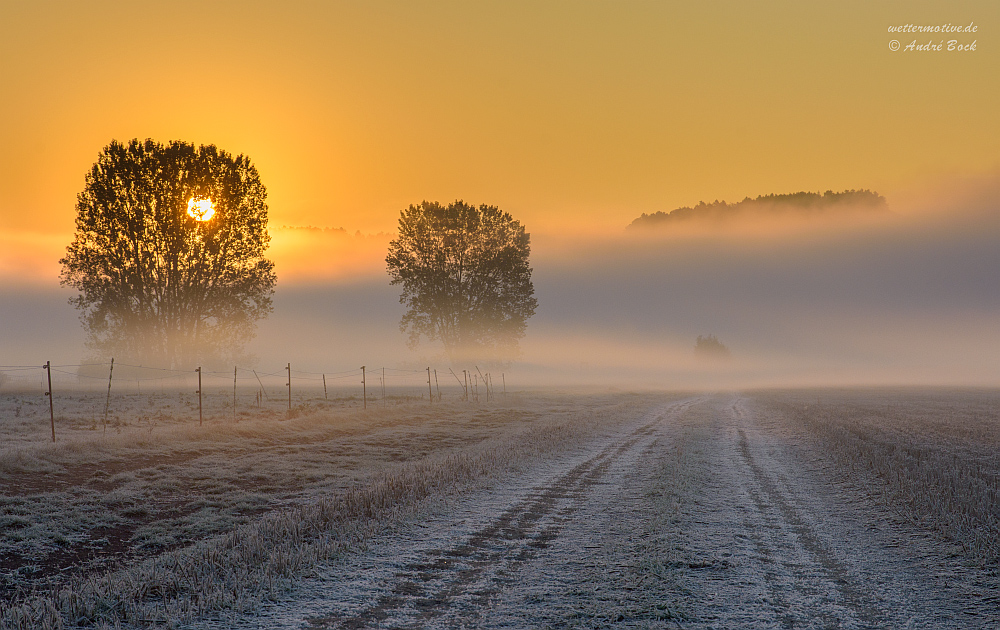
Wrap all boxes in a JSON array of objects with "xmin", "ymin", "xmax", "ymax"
[{"xmin": 694, "ymin": 334, "xmax": 731, "ymax": 360}]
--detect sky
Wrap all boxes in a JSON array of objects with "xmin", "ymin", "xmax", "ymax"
[{"xmin": 1, "ymin": 1, "xmax": 998, "ymax": 385}]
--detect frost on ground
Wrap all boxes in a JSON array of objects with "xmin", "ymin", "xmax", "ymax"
[
  {"xmin": 0, "ymin": 390, "xmax": 667, "ymax": 628},
  {"xmin": 0, "ymin": 390, "xmax": 604, "ymax": 600},
  {"xmin": 3, "ymin": 390, "xmax": 1000, "ymax": 629},
  {"xmin": 214, "ymin": 394, "xmax": 1000, "ymax": 630}
]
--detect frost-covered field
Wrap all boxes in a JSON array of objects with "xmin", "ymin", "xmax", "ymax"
[
  {"xmin": 0, "ymin": 386, "xmax": 665, "ymax": 628},
  {"xmin": 2, "ymin": 388, "xmax": 1000, "ymax": 629}
]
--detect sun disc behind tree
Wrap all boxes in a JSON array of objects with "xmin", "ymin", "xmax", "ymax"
[{"xmin": 186, "ymin": 197, "xmax": 216, "ymax": 221}]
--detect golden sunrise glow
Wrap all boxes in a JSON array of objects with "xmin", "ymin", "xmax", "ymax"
[
  {"xmin": 0, "ymin": 2, "xmax": 998, "ymax": 281},
  {"xmin": 186, "ymin": 198, "xmax": 216, "ymax": 222}
]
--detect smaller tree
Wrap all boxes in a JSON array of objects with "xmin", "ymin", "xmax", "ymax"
[{"xmin": 386, "ymin": 200, "xmax": 537, "ymax": 363}]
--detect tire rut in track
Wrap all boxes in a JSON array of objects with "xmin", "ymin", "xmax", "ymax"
[
  {"xmin": 304, "ymin": 406, "xmax": 681, "ymax": 629},
  {"xmin": 733, "ymin": 402, "xmax": 880, "ymax": 628}
]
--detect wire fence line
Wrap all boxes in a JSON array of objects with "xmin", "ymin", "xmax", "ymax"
[{"xmin": 0, "ymin": 359, "xmax": 507, "ymax": 441}]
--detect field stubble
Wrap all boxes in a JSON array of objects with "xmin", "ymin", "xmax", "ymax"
[{"xmin": 754, "ymin": 389, "xmax": 1000, "ymax": 563}]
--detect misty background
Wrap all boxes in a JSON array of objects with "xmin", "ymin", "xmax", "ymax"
[{"xmin": 3, "ymin": 177, "xmax": 999, "ymax": 388}]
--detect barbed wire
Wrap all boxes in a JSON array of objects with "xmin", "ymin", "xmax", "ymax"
[
  {"xmin": 1, "ymin": 357, "xmax": 508, "ymax": 445},
  {"xmin": 0, "ymin": 360, "xmax": 501, "ymax": 402},
  {"xmin": 1, "ymin": 365, "xmax": 488, "ymax": 387}
]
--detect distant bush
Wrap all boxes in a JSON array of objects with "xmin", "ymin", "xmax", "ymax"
[{"xmin": 694, "ymin": 334, "xmax": 731, "ymax": 359}]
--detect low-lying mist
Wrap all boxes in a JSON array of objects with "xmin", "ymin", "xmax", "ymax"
[
  {"xmin": 520, "ymin": 178, "xmax": 1000, "ymax": 387},
  {"xmin": 4, "ymin": 176, "xmax": 999, "ymax": 389},
  {"xmin": 245, "ymin": 177, "xmax": 1000, "ymax": 388}
]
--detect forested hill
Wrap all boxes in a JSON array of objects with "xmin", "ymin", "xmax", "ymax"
[{"xmin": 627, "ymin": 189, "xmax": 887, "ymax": 230}]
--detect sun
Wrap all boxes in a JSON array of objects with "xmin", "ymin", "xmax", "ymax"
[{"xmin": 186, "ymin": 198, "xmax": 216, "ymax": 222}]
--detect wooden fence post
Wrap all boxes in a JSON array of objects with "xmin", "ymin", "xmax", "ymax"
[
  {"xmin": 196, "ymin": 367, "xmax": 202, "ymax": 426},
  {"xmin": 475, "ymin": 366, "xmax": 487, "ymax": 403},
  {"xmin": 449, "ymin": 369, "xmax": 464, "ymax": 401},
  {"xmin": 286, "ymin": 363, "xmax": 291, "ymax": 412},
  {"xmin": 44, "ymin": 361, "xmax": 54, "ymax": 442},
  {"xmin": 103, "ymin": 358, "xmax": 114, "ymax": 434},
  {"xmin": 434, "ymin": 369, "xmax": 440, "ymax": 401},
  {"xmin": 427, "ymin": 367, "xmax": 433, "ymax": 404},
  {"xmin": 361, "ymin": 366, "xmax": 366, "ymax": 409},
  {"xmin": 233, "ymin": 366, "xmax": 238, "ymax": 422},
  {"xmin": 323, "ymin": 373, "xmax": 328, "ymax": 400},
  {"xmin": 253, "ymin": 370, "xmax": 269, "ymax": 401}
]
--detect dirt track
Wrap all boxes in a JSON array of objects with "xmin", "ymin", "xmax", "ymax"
[{"xmin": 219, "ymin": 395, "xmax": 1000, "ymax": 629}]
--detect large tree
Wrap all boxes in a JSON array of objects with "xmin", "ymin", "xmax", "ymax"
[
  {"xmin": 60, "ymin": 139, "xmax": 276, "ymax": 368},
  {"xmin": 386, "ymin": 200, "xmax": 537, "ymax": 363}
]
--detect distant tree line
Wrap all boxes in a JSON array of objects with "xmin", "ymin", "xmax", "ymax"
[{"xmin": 628, "ymin": 189, "xmax": 887, "ymax": 230}]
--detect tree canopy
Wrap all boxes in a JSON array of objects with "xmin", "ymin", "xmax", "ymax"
[
  {"xmin": 59, "ymin": 139, "xmax": 276, "ymax": 368},
  {"xmin": 386, "ymin": 200, "xmax": 537, "ymax": 363}
]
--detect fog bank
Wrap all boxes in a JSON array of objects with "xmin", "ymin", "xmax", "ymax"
[{"xmin": 3, "ymin": 177, "xmax": 999, "ymax": 388}]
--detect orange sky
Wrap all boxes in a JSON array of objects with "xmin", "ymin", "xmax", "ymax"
[{"xmin": 1, "ymin": 0, "xmax": 997, "ymax": 283}]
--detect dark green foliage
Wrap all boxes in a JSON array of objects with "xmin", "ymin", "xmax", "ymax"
[
  {"xmin": 628, "ymin": 189, "xmax": 887, "ymax": 229},
  {"xmin": 59, "ymin": 139, "xmax": 276, "ymax": 368},
  {"xmin": 386, "ymin": 200, "xmax": 537, "ymax": 362}
]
